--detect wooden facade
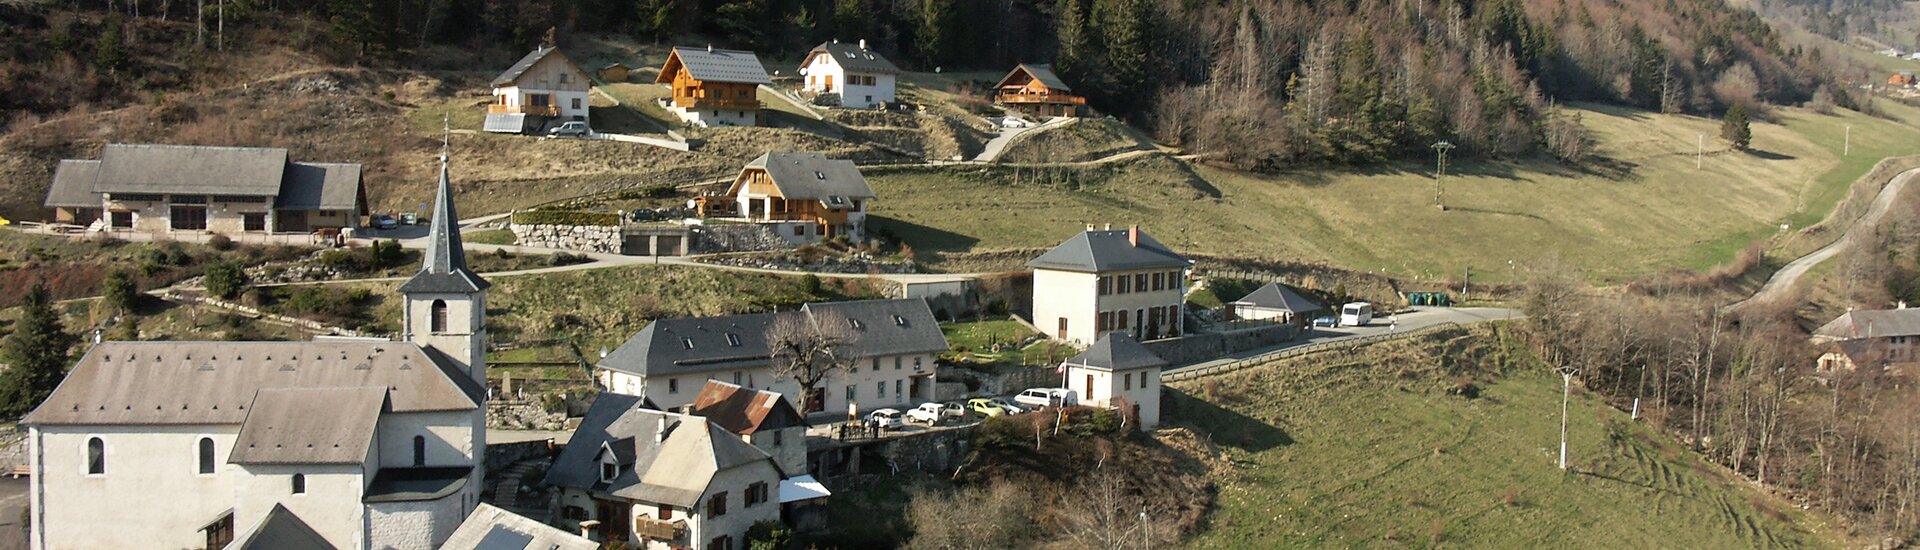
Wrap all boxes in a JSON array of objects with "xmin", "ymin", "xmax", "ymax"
[
  {"xmin": 658, "ymin": 52, "xmax": 762, "ymax": 112},
  {"xmin": 995, "ymin": 65, "xmax": 1085, "ymax": 118}
]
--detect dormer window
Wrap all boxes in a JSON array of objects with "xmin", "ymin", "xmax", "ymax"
[
  {"xmin": 726, "ymin": 333, "xmax": 742, "ymax": 347},
  {"xmin": 601, "ymin": 461, "xmax": 617, "ymax": 482}
]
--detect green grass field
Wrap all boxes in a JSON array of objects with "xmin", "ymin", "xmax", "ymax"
[
  {"xmin": 1167, "ymin": 325, "xmax": 1847, "ymax": 548},
  {"xmin": 868, "ymin": 103, "xmax": 1920, "ymax": 283}
]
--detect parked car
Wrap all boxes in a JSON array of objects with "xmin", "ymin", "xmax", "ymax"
[
  {"xmin": 987, "ymin": 398, "xmax": 1026, "ymax": 415},
  {"xmin": 371, "ymin": 215, "xmax": 399, "ymax": 230},
  {"xmin": 866, "ymin": 408, "xmax": 903, "ymax": 429},
  {"xmin": 966, "ymin": 398, "xmax": 1007, "ymax": 418},
  {"xmin": 1014, "ymin": 388, "xmax": 1079, "ymax": 410},
  {"xmin": 906, "ymin": 403, "xmax": 946, "ymax": 425},
  {"xmin": 547, "ymin": 121, "xmax": 592, "ymax": 139},
  {"xmin": 1312, "ymin": 315, "xmax": 1338, "ymax": 328},
  {"xmin": 937, "ymin": 401, "xmax": 968, "ymax": 418}
]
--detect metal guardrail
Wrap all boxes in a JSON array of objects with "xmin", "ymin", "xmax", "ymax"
[{"xmin": 1163, "ymin": 322, "xmax": 1462, "ymax": 382}]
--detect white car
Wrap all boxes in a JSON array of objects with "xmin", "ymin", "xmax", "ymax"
[
  {"xmin": 866, "ymin": 408, "xmax": 903, "ymax": 429},
  {"xmin": 1013, "ymin": 388, "xmax": 1078, "ymax": 410},
  {"xmin": 905, "ymin": 403, "xmax": 946, "ymax": 425}
]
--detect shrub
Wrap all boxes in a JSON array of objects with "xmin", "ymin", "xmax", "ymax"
[
  {"xmin": 203, "ymin": 260, "xmax": 248, "ymax": 300},
  {"xmin": 102, "ymin": 268, "xmax": 138, "ymax": 313},
  {"xmin": 800, "ymin": 274, "xmax": 823, "ymax": 296},
  {"xmin": 207, "ymin": 233, "xmax": 234, "ymax": 251},
  {"xmin": 745, "ymin": 520, "xmax": 791, "ymax": 550},
  {"xmin": 549, "ymin": 252, "xmax": 592, "ymax": 267},
  {"xmin": 640, "ymin": 184, "xmax": 677, "ymax": 199},
  {"xmin": 373, "ymin": 239, "xmax": 405, "ymax": 268}
]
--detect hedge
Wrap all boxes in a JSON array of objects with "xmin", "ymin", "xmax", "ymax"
[{"xmin": 511, "ymin": 210, "xmax": 620, "ymax": 226}]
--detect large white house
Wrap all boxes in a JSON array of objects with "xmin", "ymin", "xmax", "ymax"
[
  {"xmin": 485, "ymin": 46, "xmax": 593, "ymax": 134},
  {"xmin": 546, "ymin": 393, "xmax": 785, "ymax": 549},
  {"xmin": 595, "ymin": 299, "xmax": 947, "ymax": 415},
  {"xmin": 1029, "ymin": 225, "xmax": 1192, "ymax": 345},
  {"xmin": 799, "ymin": 39, "xmax": 900, "ymax": 109},
  {"xmin": 24, "ymin": 153, "xmax": 492, "ymax": 550},
  {"xmin": 1062, "ymin": 332, "xmax": 1167, "ymax": 431}
]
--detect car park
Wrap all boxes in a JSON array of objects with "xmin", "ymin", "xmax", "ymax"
[
  {"xmin": 866, "ymin": 408, "xmax": 903, "ymax": 429},
  {"xmin": 967, "ymin": 398, "xmax": 1007, "ymax": 417}
]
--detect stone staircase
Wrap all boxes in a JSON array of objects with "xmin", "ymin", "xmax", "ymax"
[{"xmin": 484, "ymin": 456, "xmax": 553, "ymax": 521}]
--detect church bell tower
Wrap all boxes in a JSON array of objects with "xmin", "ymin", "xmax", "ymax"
[{"xmin": 398, "ymin": 150, "xmax": 490, "ymax": 387}]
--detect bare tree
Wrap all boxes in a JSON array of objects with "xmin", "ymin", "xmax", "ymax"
[
  {"xmin": 1060, "ymin": 471, "xmax": 1168, "ymax": 550},
  {"xmin": 906, "ymin": 481, "xmax": 1034, "ymax": 549},
  {"xmin": 765, "ymin": 310, "xmax": 858, "ymax": 413}
]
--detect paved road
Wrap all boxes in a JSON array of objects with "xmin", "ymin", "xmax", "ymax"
[
  {"xmin": 1730, "ymin": 167, "xmax": 1920, "ymax": 310},
  {"xmin": 973, "ymin": 118, "xmax": 1072, "ymax": 162},
  {"xmin": 1165, "ymin": 307, "xmax": 1521, "ymax": 374},
  {"xmin": 0, "ymin": 476, "xmax": 24, "ymax": 550}
]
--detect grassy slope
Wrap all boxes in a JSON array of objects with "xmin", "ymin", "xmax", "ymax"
[
  {"xmin": 870, "ymin": 103, "xmax": 1920, "ymax": 283},
  {"xmin": 1167, "ymin": 325, "xmax": 1847, "ymax": 548}
]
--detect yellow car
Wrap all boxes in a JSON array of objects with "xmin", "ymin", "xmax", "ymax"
[{"xmin": 967, "ymin": 398, "xmax": 1007, "ymax": 418}]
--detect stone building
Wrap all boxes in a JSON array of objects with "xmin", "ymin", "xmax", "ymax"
[{"xmin": 42, "ymin": 143, "xmax": 366, "ymax": 234}]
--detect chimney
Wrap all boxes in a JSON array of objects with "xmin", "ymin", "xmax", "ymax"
[
  {"xmin": 1085, "ymin": 223, "xmax": 1095, "ymax": 231},
  {"xmin": 1903, "ymin": 301, "xmax": 1910, "ymax": 309},
  {"xmin": 656, "ymin": 416, "xmax": 670, "ymax": 442},
  {"xmin": 707, "ymin": 44, "xmax": 714, "ymax": 53},
  {"xmin": 1128, "ymin": 224, "xmax": 1140, "ymax": 247},
  {"xmin": 1104, "ymin": 223, "xmax": 1112, "ymax": 231},
  {"xmin": 859, "ymin": 39, "xmax": 868, "ymax": 50},
  {"xmin": 579, "ymin": 520, "xmax": 600, "ymax": 540}
]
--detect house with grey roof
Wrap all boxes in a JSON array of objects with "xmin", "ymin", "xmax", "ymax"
[
  {"xmin": 1030, "ymin": 224, "xmax": 1192, "ymax": 345},
  {"xmin": 595, "ymin": 298, "xmax": 946, "ymax": 415},
  {"xmin": 1812, "ymin": 306, "xmax": 1920, "ymax": 373},
  {"xmin": 657, "ymin": 45, "xmax": 771, "ymax": 127},
  {"xmin": 690, "ymin": 380, "xmax": 808, "ymax": 474},
  {"xmin": 705, "ymin": 152, "xmax": 875, "ymax": 244},
  {"xmin": 799, "ymin": 39, "xmax": 900, "ymax": 109},
  {"xmin": 23, "ymin": 153, "xmax": 490, "ymax": 550},
  {"xmin": 1062, "ymin": 332, "xmax": 1168, "ymax": 430},
  {"xmin": 486, "ymin": 46, "xmax": 593, "ymax": 134},
  {"xmin": 442, "ymin": 503, "xmax": 597, "ymax": 550},
  {"xmin": 42, "ymin": 143, "xmax": 367, "ymax": 235},
  {"xmin": 546, "ymin": 393, "xmax": 784, "ymax": 549},
  {"xmin": 994, "ymin": 63, "xmax": 1085, "ymax": 118},
  {"xmin": 1228, "ymin": 282, "xmax": 1326, "ymax": 325}
]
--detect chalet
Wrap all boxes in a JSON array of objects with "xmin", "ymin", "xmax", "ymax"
[
  {"xmin": 1892, "ymin": 72, "xmax": 1918, "ymax": 87},
  {"xmin": 799, "ymin": 39, "xmax": 900, "ymax": 109},
  {"xmin": 595, "ymin": 298, "xmax": 947, "ymax": 415},
  {"xmin": 24, "ymin": 155, "xmax": 491, "ymax": 550},
  {"xmin": 657, "ymin": 46, "xmax": 771, "ymax": 127},
  {"xmin": 702, "ymin": 152, "xmax": 874, "ymax": 244},
  {"xmin": 1030, "ymin": 225, "xmax": 1192, "ymax": 345},
  {"xmin": 1061, "ymin": 332, "xmax": 1166, "ymax": 431},
  {"xmin": 42, "ymin": 144, "xmax": 367, "ymax": 235},
  {"xmin": 994, "ymin": 63, "xmax": 1085, "ymax": 118},
  {"xmin": 1228, "ymin": 282, "xmax": 1325, "ymax": 326},
  {"xmin": 547, "ymin": 393, "xmax": 784, "ymax": 549},
  {"xmin": 487, "ymin": 46, "xmax": 593, "ymax": 134},
  {"xmin": 443, "ymin": 504, "xmax": 597, "ymax": 550},
  {"xmin": 1812, "ymin": 307, "xmax": 1920, "ymax": 373}
]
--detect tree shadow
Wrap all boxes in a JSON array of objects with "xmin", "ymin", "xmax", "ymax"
[
  {"xmin": 1445, "ymin": 206, "xmax": 1549, "ymax": 222},
  {"xmin": 1745, "ymin": 149, "xmax": 1796, "ymax": 161},
  {"xmin": 1162, "ymin": 387, "xmax": 1293, "ymax": 453},
  {"xmin": 867, "ymin": 215, "xmax": 980, "ymax": 251}
]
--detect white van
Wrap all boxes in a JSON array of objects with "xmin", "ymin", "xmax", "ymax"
[
  {"xmin": 1014, "ymin": 388, "xmax": 1080, "ymax": 410},
  {"xmin": 1339, "ymin": 302, "xmax": 1374, "ymax": 327}
]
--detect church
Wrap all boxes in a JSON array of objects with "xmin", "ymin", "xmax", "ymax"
[{"xmin": 21, "ymin": 152, "xmax": 492, "ymax": 550}]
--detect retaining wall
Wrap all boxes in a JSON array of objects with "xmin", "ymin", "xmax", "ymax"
[
  {"xmin": 1141, "ymin": 324, "xmax": 1299, "ymax": 366},
  {"xmin": 509, "ymin": 223, "xmax": 621, "ymax": 254}
]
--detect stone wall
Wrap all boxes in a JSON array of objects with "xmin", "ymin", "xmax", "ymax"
[
  {"xmin": 1142, "ymin": 324, "xmax": 1298, "ymax": 366},
  {"xmin": 484, "ymin": 439, "xmax": 555, "ymax": 472},
  {"xmin": 689, "ymin": 223, "xmax": 792, "ymax": 253},
  {"xmin": 809, "ymin": 425, "xmax": 976, "ymax": 478},
  {"xmin": 509, "ymin": 223, "xmax": 621, "ymax": 254},
  {"xmin": 487, "ymin": 401, "xmax": 569, "ymax": 431}
]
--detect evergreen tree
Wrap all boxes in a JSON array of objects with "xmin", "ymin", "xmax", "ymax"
[
  {"xmin": 1721, "ymin": 103, "xmax": 1752, "ymax": 150},
  {"xmin": 0, "ymin": 284, "xmax": 75, "ymax": 419},
  {"xmin": 715, "ymin": 0, "xmax": 775, "ymax": 51},
  {"xmin": 94, "ymin": 13, "xmax": 126, "ymax": 73},
  {"xmin": 633, "ymin": 0, "xmax": 678, "ymax": 43},
  {"xmin": 102, "ymin": 268, "xmax": 138, "ymax": 315},
  {"xmin": 1092, "ymin": 0, "xmax": 1155, "ymax": 112},
  {"xmin": 1054, "ymin": 0, "xmax": 1087, "ymax": 80},
  {"xmin": 204, "ymin": 260, "xmax": 249, "ymax": 300},
  {"xmin": 916, "ymin": 0, "xmax": 955, "ymax": 66}
]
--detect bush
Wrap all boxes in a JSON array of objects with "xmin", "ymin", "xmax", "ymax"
[
  {"xmin": 203, "ymin": 260, "xmax": 248, "ymax": 300},
  {"xmin": 549, "ymin": 252, "xmax": 592, "ymax": 267},
  {"xmin": 640, "ymin": 184, "xmax": 677, "ymax": 199},
  {"xmin": 102, "ymin": 268, "xmax": 138, "ymax": 313},
  {"xmin": 207, "ymin": 233, "xmax": 234, "ymax": 251},
  {"xmin": 745, "ymin": 520, "xmax": 791, "ymax": 550}
]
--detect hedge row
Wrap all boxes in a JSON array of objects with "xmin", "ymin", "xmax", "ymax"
[{"xmin": 511, "ymin": 210, "xmax": 620, "ymax": 227}]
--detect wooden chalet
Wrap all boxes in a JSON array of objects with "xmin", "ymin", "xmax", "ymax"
[
  {"xmin": 656, "ymin": 45, "xmax": 772, "ymax": 127},
  {"xmin": 994, "ymin": 63, "xmax": 1085, "ymax": 118}
]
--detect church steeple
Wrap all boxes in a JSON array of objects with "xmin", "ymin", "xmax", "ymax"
[
  {"xmin": 399, "ymin": 129, "xmax": 489, "ymax": 387},
  {"xmin": 399, "ymin": 134, "xmax": 488, "ymax": 294}
]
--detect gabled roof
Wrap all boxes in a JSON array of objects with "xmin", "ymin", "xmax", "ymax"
[
  {"xmin": 658, "ymin": 46, "xmax": 772, "ymax": 85},
  {"xmin": 598, "ymin": 312, "xmax": 778, "ymax": 377},
  {"xmin": 1814, "ymin": 308, "xmax": 1920, "ymax": 341},
  {"xmin": 22, "ymin": 340, "xmax": 478, "ymax": 426},
  {"xmin": 1065, "ymin": 332, "xmax": 1168, "ymax": 372},
  {"xmin": 546, "ymin": 393, "xmax": 778, "ymax": 508},
  {"xmin": 690, "ymin": 380, "xmax": 807, "ymax": 435},
  {"xmin": 996, "ymin": 63, "xmax": 1072, "ymax": 93},
  {"xmin": 491, "ymin": 47, "xmax": 588, "ymax": 87},
  {"xmin": 275, "ymin": 163, "xmax": 364, "ymax": 212},
  {"xmin": 801, "ymin": 298, "xmax": 949, "ymax": 358},
  {"xmin": 1028, "ymin": 228, "xmax": 1190, "ymax": 273},
  {"xmin": 399, "ymin": 154, "xmax": 489, "ymax": 294},
  {"xmin": 45, "ymin": 160, "xmax": 103, "ymax": 208},
  {"xmin": 1229, "ymin": 283, "xmax": 1325, "ymax": 313},
  {"xmin": 442, "ymin": 503, "xmax": 598, "ymax": 550},
  {"xmin": 802, "ymin": 41, "xmax": 900, "ymax": 74},
  {"xmin": 223, "ymin": 504, "xmax": 336, "ymax": 550},
  {"xmin": 228, "ymin": 387, "xmax": 385, "ymax": 465},
  {"xmin": 733, "ymin": 152, "xmax": 875, "ymax": 203},
  {"xmin": 96, "ymin": 144, "xmax": 288, "ymax": 196}
]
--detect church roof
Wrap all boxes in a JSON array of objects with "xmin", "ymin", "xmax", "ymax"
[
  {"xmin": 400, "ymin": 154, "xmax": 489, "ymax": 294},
  {"xmin": 228, "ymin": 387, "xmax": 386, "ymax": 465}
]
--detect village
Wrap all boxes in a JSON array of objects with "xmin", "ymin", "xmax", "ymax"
[{"xmin": 8, "ymin": 0, "xmax": 1920, "ymax": 547}]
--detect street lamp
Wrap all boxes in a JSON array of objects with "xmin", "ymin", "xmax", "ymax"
[
  {"xmin": 1557, "ymin": 365, "xmax": 1580, "ymax": 470},
  {"xmin": 1139, "ymin": 510, "xmax": 1150, "ymax": 550},
  {"xmin": 1431, "ymin": 141, "xmax": 1455, "ymax": 210}
]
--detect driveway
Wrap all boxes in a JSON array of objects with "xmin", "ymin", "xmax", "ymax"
[
  {"xmin": 1166, "ymin": 307, "xmax": 1521, "ymax": 374},
  {"xmin": 0, "ymin": 476, "xmax": 25, "ymax": 550}
]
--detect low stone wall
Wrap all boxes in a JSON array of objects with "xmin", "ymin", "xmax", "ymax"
[
  {"xmin": 487, "ymin": 401, "xmax": 569, "ymax": 431},
  {"xmin": 509, "ymin": 223, "xmax": 621, "ymax": 254},
  {"xmin": 810, "ymin": 424, "xmax": 976, "ymax": 478},
  {"xmin": 485, "ymin": 439, "xmax": 556, "ymax": 471},
  {"xmin": 1142, "ymin": 324, "xmax": 1298, "ymax": 366},
  {"xmin": 689, "ymin": 223, "xmax": 792, "ymax": 253}
]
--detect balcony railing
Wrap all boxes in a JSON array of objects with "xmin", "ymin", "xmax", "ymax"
[
  {"xmin": 998, "ymin": 93, "xmax": 1087, "ymax": 105},
  {"xmin": 672, "ymin": 97, "xmax": 763, "ymax": 111},
  {"xmin": 633, "ymin": 517, "xmax": 686, "ymax": 541},
  {"xmin": 488, "ymin": 104, "xmax": 560, "ymax": 117}
]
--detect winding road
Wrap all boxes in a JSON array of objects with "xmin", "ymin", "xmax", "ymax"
[{"xmin": 1728, "ymin": 167, "xmax": 1920, "ymax": 310}]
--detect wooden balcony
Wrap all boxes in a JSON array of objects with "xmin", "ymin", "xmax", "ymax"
[
  {"xmin": 488, "ymin": 104, "xmax": 560, "ymax": 117},
  {"xmin": 998, "ymin": 93, "xmax": 1087, "ymax": 105},
  {"xmin": 672, "ymin": 97, "xmax": 763, "ymax": 111},
  {"xmin": 633, "ymin": 517, "xmax": 686, "ymax": 541}
]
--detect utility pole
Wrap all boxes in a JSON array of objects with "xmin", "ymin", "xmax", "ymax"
[
  {"xmin": 1139, "ymin": 510, "xmax": 1151, "ymax": 550},
  {"xmin": 1431, "ymin": 140, "xmax": 1454, "ymax": 210},
  {"xmin": 1558, "ymin": 365, "xmax": 1580, "ymax": 470}
]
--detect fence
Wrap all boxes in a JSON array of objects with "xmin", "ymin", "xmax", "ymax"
[{"xmin": 1163, "ymin": 322, "xmax": 1462, "ymax": 382}]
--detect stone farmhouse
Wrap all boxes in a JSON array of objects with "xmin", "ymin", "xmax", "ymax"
[
  {"xmin": 697, "ymin": 152, "xmax": 875, "ymax": 245},
  {"xmin": 1030, "ymin": 225, "xmax": 1192, "ymax": 345},
  {"xmin": 798, "ymin": 39, "xmax": 899, "ymax": 109},
  {"xmin": 594, "ymin": 298, "xmax": 947, "ymax": 415},
  {"xmin": 546, "ymin": 393, "xmax": 785, "ymax": 549},
  {"xmin": 995, "ymin": 63, "xmax": 1085, "ymax": 119},
  {"xmin": 658, "ymin": 46, "xmax": 771, "ymax": 127},
  {"xmin": 42, "ymin": 143, "xmax": 367, "ymax": 235},
  {"xmin": 1062, "ymin": 332, "xmax": 1167, "ymax": 431},
  {"xmin": 23, "ymin": 154, "xmax": 489, "ymax": 550},
  {"xmin": 1813, "ymin": 307, "xmax": 1920, "ymax": 373},
  {"xmin": 485, "ymin": 46, "xmax": 594, "ymax": 134}
]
